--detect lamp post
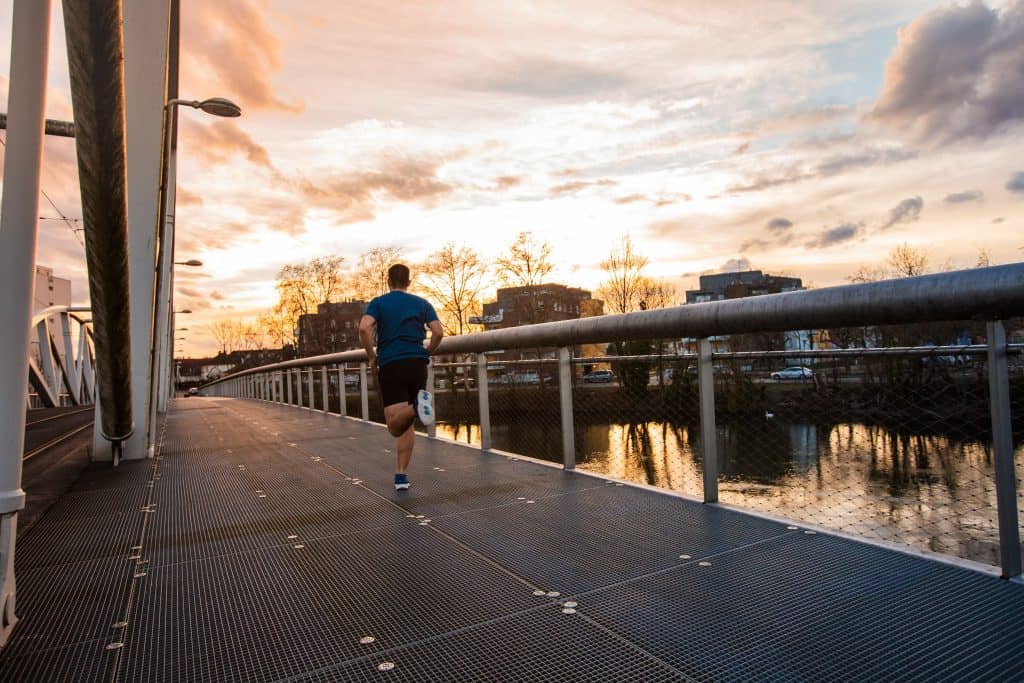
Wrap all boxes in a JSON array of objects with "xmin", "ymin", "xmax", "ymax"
[
  {"xmin": 151, "ymin": 95, "xmax": 239, "ymax": 427},
  {"xmin": 174, "ymin": 259, "xmax": 202, "ymax": 267}
]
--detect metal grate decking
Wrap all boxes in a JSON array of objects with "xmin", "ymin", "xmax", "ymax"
[{"xmin": 2, "ymin": 397, "xmax": 1024, "ymax": 681}]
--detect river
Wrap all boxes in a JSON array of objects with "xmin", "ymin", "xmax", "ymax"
[{"xmin": 434, "ymin": 418, "xmax": 1024, "ymax": 567}]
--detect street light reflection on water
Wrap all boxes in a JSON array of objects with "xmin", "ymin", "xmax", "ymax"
[{"xmin": 434, "ymin": 419, "xmax": 1024, "ymax": 566}]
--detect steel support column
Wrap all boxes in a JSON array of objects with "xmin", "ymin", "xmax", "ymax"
[
  {"xmin": 0, "ymin": 0, "xmax": 51, "ymax": 646},
  {"xmin": 123, "ymin": 0, "xmax": 172, "ymax": 459}
]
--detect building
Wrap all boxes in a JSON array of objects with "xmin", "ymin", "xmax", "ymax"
[
  {"xmin": 684, "ymin": 270, "xmax": 803, "ymax": 304},
  {"xmin": 470, "ymin": 284, "xmax": 603, "ymax": 370},
  {"xmin": 472, "ymin": 284, "xmax": 599, "ymax": 331},
  {"xmin": 683, "ymin": 270, "xmax": 827, "ymax": 361},
  {"xmin": 297, "ymin": 301, "xmax": 367, "ymax": 358}
]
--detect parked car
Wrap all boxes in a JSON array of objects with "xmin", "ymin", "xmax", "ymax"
[
  {"xmin": 343, "ymin": 373, "xmax": 360, "ymax": 387},
  {"xmin": 770, "ymin": 366, "xmax": 813, "ymax": 380},
  {"xmin": 512, "ymin": 371, "xmax": 541, "ymax": 385},
  {"xmin": 452, "ymin": 377, "xmax": 477, "ymax": 389},
  {"xmin": 581, "ymin": 370, "xmax": 615, "ymax": 384},
  {"xmin": 187, "ymin": 387, "xmax": 199, "ymax": 396}
]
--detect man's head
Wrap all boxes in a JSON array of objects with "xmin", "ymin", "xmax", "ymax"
[{"xmin": 387, "ymin": 263, "xmax": 411, "ymax": 290}]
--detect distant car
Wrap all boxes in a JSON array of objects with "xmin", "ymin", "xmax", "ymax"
[
  {"xmin": 771, "ymin": 366, "xmax": 813, "ymax": 380},
  {"xmin": 453, "ymin": 377, "xmax": 476, "ymax": 389},
  {"xmin": 512, "ymin": 371, "xmax": 541, "ymax": 385},
  {"xmin": 343, "ymin": 373, "xmax": 360, "ymax": 387},
  {"xmin": 582, "ymin": 370, "xmax": 615, "ymax": 384},
  {"xmin": 187, "ymin": 387, "xmax": 199, "ymax": 396}
]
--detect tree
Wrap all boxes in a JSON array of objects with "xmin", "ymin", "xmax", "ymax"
[
  {"xmin": 209, "ymin": 318, "xmax": 245, "ymax": 354},
  {"xmin": 887, "ymin": 243, "xmax": 929, "ymax": 278},
  {"xmin": 597, "ymin": 236, "xmax": 649, "ymax": 314},
  {"xmin": 276, "ymin": 255, "xmax": 347, "ymax": 322},
  {"xmin": 272, "ymin": 255, "xmax": 347, "ymax": 355},
  {"xmin": 351, "ymin": 246, "xmax": 404, "ymax": 301},
  {"xmin": 495, "ymin": 232, "xmax": 555, "ymax": 324},
  {"xmin": 419, "ymin": 243, "xmax": 490, "ymax": 335},
  {"xmin": 258, "ymin": 308, "xmax": 295, "ymax": 349}
]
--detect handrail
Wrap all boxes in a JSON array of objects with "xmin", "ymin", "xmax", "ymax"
[{"xmin": 203, "ymin": 263, "xmax": 1024, "ymax": 387}]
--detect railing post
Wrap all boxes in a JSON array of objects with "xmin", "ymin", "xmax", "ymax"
[
  {"xmin": 295, "ymin": 369, "xmax": 303, "ymax": 407},
  {"xmin": 477, "ymin": 353, "xmax": 491, "ymax": 451},
  {"xmin": 697, "ymin": 337, "xmax": 719, "ymax": 503},
  {"xmin": 359, "ymin": 363, "xmax": 369, "ymax": 421},
  {"xmin": 558, "ymin": 346, "xmax": 575, "ymax": 470},
  {"xmin": 987, "ymin": 320, "xmax": 1021, "ymax": 579},
  {"xmin": 285, "ymin": 369, "xmax": 292, "ymax": 405},
  {"xmin": 426, "ymin": 362, "xmax": 437, "ymax": 438},
  {"xmin": 321, "ymin": 366, "xmax": 329, "ymax": 413},
  {"xmin": 338, "ymin": 365, "xmax": 347, "ymax": 417},
  {"xmin": 306, "ymin": 367, "xmax": 314, "ymax": 410}
]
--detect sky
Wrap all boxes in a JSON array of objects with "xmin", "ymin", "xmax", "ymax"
[{"xmin": 1, "ymin": 0, "xmax": 1023, "ymax": 356}]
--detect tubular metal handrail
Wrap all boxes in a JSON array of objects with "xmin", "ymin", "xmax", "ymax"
[{"xmin": 203, "ymin": 264, "xmax": 1024, "ymax": 384}]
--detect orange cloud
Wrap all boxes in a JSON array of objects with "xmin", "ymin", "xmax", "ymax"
[
  {"xmin": 180, "ymin": 0, "xmax": 302, "ymax": 113},
  {"xmin": 178, "ymin": 119, "xmax": 275, "ymax": 170},
  {"xmin": 296, "ymin": 155, "xmax": 456, "ymax": 224}
]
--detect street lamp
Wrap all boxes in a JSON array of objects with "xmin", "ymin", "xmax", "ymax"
[
  {"xmin": 176, "ymin": 327, "xmax": 189, "ymax": 331},
  {"xmin": 174, "ymin": 259, "xmax": 202, "ymax": 267},
  {"xmin": 150, "ymin": 94, "xmax": 242, "ymax": 432},
  {"xmin": 174, "ymin": 309, "xmax": 192, "ymax": 314},
  {"xmin": 167, "ymin": 97, "xmax": 241, "ymax": 118}
]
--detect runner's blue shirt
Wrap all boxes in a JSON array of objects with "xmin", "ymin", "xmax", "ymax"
[{"xmin": 365, "ymin": 290, "xmax": 439, "ymax": 368}]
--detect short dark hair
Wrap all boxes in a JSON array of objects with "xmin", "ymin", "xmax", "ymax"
[{"xmin": 387, "ymin": 263, "xmax": 410, "ymax": 288}]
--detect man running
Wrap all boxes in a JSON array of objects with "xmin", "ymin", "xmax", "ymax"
[{"xmin": 358, "ymin": 263, "xmax": 443, "ymax": 490}]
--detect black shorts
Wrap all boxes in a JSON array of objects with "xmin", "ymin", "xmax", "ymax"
[{"xmin": 378, "ymin": 358, "xmax": 428, "ymax": 407}]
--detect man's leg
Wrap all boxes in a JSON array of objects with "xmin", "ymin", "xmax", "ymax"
[
  {"xmin": 383, "ymin": 402, "xmax": 414, "ymax": 437},
  {"xmin": 394, "ymin": 421, "xmax": 414, "ymax": 473}
]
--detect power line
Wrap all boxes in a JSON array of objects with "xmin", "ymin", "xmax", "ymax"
[{"xmin": 0, "ymin": 131, "xmax": 85, "ymax": 247}]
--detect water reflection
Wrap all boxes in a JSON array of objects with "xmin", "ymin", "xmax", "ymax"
[{"xmin": 435, "ymin": 418, "xmax": 1024, "ymax": 566}]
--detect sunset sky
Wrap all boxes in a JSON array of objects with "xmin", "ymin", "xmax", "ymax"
[{"xmin": 2, "ymin": 0, "xmax": 1023, "ymax": 356}]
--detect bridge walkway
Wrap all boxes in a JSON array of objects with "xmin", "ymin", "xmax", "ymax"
[{"xmin": 1, "ymin": 397, "xmax": 1023, "ymax": 681}]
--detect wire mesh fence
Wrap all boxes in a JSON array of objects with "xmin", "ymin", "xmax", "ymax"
[
  {"xmin": 565, "ymin": 324, "xmax": 1024, "ymax": 568},
  {"xmin": 210, "ymin": 313, "xmax": 1024, "ymax": 570}
]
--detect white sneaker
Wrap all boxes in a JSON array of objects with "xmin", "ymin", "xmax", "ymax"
[{"xmin": 415, "ymin": 389, "xmax": 434, "ymax": 425}]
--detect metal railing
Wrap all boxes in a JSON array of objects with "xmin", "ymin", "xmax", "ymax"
[{"xmin": 202, "ymin": 264, "xmax": 1024, "ymax": 577}]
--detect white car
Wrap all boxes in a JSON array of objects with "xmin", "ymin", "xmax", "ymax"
[{"xmin": 771, "ymin": 366, "xmax": 813, "ymax": 380}]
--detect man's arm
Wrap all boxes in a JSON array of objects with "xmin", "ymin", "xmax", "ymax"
[
  {"xmin": 425, "ymin": 320, "xmax": 444, "ymax": 355},
  {"xmin": 358, "ymin": 314, "xmax": 378, "ymax": 371}
]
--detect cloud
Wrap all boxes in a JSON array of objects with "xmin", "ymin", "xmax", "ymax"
[
  {"xmin": 548, "ymin": 178, "xmax": 616, "ymax": 196},
  {"xmin": 296, "ymin": 154, "xmax": 456, "ymax": 224},
  {"xmin": 881, "ymin": 196, "xmax": 923, "ymax": 229},
  {"xmin": 740, "ymin": 217, "xmax": 796, "ymax": 251},
  {"xmin": 804, "ymin": 222, "xmax": 862, "ymax": 249},
  {"xmin": 613, "ymin": 194, "xmax": 646, "ymax": 205},
  {"xmin": 210, "ymin": 291, "xmax": 225, "ymax": 301},
  {"xmin": 613, "ymin": 192, "xmax": 690, "ymax": 206},
  {"xmin": 870, "ymin": 1, "xmax": 1024, "ymax": 143},
  {"xmin": 943, "ymin": 190, "xmax": 984, "ymax": 204},
  {"xmin": 467, "ymin": 57, "xmax": 629, "ymax": 99},
  {"xmin": 1007, "ymin": 171, "xmax": 1024, "ymax": 194},
  {"xmin": 728, "ymin": 146, "xmax": 916, "ymax": 193},
  {"xmin": 720, "ymin": 257, "xmax": 752, "ymax": 273},
  {"xmin": 493, "ymin": 175, "xmax": 522, "ymax": 189},
  {"xmin": 180, "ymin": 119, "xmax": 276, "ymax": 170},
  {"xmin": 992, "ymin": 217, "xmax": 1005, "ymax": 223},
  {"xmin": 176, "ymin": 187, "xmax": 204, "ymax": 207},
  {"xmin": 181, "ymin": 0, "xmax": 302, "ymax": 112}
]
